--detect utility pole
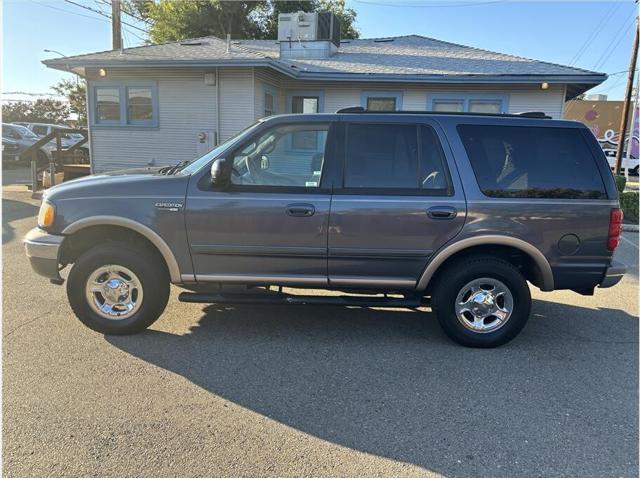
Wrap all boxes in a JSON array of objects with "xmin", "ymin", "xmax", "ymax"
[
  {"xmin": 111, "ymin": 0, "xmax": 122, "ymax": 51},
  {"xmin": 615, "ymin": 17, "xmax": 639, "ymax": 175}
]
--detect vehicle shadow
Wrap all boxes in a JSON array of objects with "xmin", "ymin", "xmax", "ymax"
[
  {"xmin": 2, "ymin": 198, "xmax": 38, "ymax": 244},
  {"xmin": 107, "ymin": 299, "xmax": 638, "ymax": 477}
]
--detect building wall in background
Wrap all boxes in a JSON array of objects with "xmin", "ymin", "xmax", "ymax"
[{"xmin": 87, "ymin": 66, "xmax": 568, "ymax": 172}]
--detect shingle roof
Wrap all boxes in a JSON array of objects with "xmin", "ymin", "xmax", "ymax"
[
  {"xmin": 239, "ymin": 35, "xmax": 600, "ymax": 77},
  {"xmin": 44, "ymin": 34, "xmax": 605, "ymax": 83}
]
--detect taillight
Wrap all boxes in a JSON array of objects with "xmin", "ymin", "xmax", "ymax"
[{"xmin": 607, "ymin": 208, "xmax": 623, "ymax": 251}]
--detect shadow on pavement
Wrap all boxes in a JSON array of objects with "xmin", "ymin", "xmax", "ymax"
[
  {"xmin": 108, "ymin": 298, "xmax": 638, "ymax": 476},
  {"xmin": 2, "ymin": 198, "xmax": 38, "ymax": 244}
]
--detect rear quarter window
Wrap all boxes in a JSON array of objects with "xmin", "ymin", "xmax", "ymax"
[{"xmin": 457, "ymin": 124, "xmax": 607, "ymax": 199}]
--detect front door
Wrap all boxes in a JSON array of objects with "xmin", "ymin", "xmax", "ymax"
[
  {"xmin": 328, "ymin": 119, "xmax": 466, "ymax": 289},
  {"xmin": 185, "ymin": 119, "xmax": 334, "ymax": 286}
]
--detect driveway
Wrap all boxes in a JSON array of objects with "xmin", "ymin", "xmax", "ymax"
[{"xmin": 3, "ymin": 189, "xmax": 638, "ymax": 478}]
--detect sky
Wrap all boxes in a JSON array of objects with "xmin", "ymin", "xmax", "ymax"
[{"xmin": 2, "ymin": 0, "xmax": 638, "ymax": 101}]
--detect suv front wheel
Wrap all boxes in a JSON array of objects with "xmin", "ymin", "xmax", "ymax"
[
  {"xmin": 67, "ymin": 241, "xmax": 170, "ymax": 334},
  {"xmin": 432, "ymin": 256, "xmax": 531, "ymax": 348}
]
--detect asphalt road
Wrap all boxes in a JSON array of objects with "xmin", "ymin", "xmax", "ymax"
[{"xmin": 3, "ymin": 189, "xmax": 638, "ymax": 478}]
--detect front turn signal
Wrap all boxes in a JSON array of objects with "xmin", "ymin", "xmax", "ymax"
[{"xmin": 38, "ymin": 201, "xmax": 55, "ymax": 229}]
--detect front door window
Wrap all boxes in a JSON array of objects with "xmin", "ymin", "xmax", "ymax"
[{"xmin": 231, "ymin": 123, "xmax": 329, "ymax": 188}]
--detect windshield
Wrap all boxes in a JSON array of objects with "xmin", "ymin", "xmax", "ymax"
[
  {"xmin": 10, "ymin": 124, "xmax": 39, "ymax": 139},
  {"xmin": 179, "ymin": 122, "xmax": 263, "ymax": 175}
]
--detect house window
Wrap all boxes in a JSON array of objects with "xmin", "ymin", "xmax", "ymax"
[
  {"xmin": 432, "ymin": 100, "xmax": 464, "ymax": 113},
  {"xmin": 429, "ymin": 94, "xmax": 508, "ymax": 114},
  {"xmin": 127, "ymin": 87, "xmax": 153, "ymax": 121},
  {"xmin": 292, "ymin": 96, "xmax": 319, "ymax": 113},
  {"xmin": 469, "ymin": 99, "xmax": 502, "ymax": 114},
  {"xmin": 362, "ymin": 91, "xmax": 402, "ymax": 111},
  {"xmin": 95, "ymin": 87, "xmax": 121, "ymax": 122},
  {"xmin": 288, "ymin": 90, "xmax": 324, "ymax": 114},
  {"xmin": 264, "ymin": 92, "xmax": 275, "ymax": 117},
  {"xmin": 92, "ymin": 81, "xmax": 158, "ymax": 127}
]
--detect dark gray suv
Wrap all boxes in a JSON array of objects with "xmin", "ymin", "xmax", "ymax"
[{"xmin": 24, "ymin": 111, "xmax": 626, "ymax": 347}]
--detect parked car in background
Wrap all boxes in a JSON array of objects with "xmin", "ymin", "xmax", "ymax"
[
  {"xmin": 603, "ymin": 148, "xmax": 639, "ymax": 175},
  {"xmin": 24, "ymin": 110, "xmax": 625, "ymax": 348},
  {"xmin": 16, "ymin": 122, "xmax": 90, "ymax": 164},
  {"xmin": 2, "ymin": 123, "xmax": 53, "ymax": 165}
]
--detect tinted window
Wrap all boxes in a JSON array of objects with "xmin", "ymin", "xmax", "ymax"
[
  {"xmin": 458, "ymin": 125, "xmax": 606, "ymax": 199},
  {"xmin": 345, "ymin": 124, "xmax": 418, "ymax": 188},
  {"xmin": 344, "ymin": 123, "xmax": 449, "ymax": 192},
  {"xmin": 420, "ymin": 126, "xmax": 449, "ymax": 191},
  {"xmin": 231, "ymin": 123, "xmax": 328, "ymax": 188}
]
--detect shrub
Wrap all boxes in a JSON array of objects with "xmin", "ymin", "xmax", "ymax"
[
  {"xmin": 620, "ymin": 191, "xmax": 639, "ymax": 223},
  {"xmin": 614, "ymin": 175, "xmax": 627, "ymax": 194}
]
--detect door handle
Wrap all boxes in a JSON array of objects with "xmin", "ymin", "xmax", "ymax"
[
  {"xmin": 286, "ymin": 203, "xmax": 316, "ymax": 217},
  {"xmin": 427, "ymin": 206, "xmax": 457, "ymax": 220}
]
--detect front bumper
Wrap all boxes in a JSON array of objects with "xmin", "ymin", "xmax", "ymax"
[
  {"xmin": 23, "ymin": 228, "xmax": 64, "ymax": 282},
  {"xmin": 599, "ymin": 260, "xmax": 626, "ymax": 288}
]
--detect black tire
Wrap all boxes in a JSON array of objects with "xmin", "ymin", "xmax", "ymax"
[
  {"xmin": 431, "ymin": 256, "xmax": 531, "ymax": 348},
  {"xmin": 66, "ymin": 241, "xmax": 170, "ymax": 334}
]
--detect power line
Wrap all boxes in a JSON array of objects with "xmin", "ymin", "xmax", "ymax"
[
  {"xmin": 124, "ymin": 26, "xmax": 147, "ymax": 43},
  {"xmin": 29, "ymin": 0, "xmax": 111, "ymax": 24},
  {"xmin": 568, "ymin": 3, "xmax": 620, "ymax": 66},
  {"xmin": 62, "ymin": 0, "xmax": 148, "ymax": 33},
  {"xmin": 95, "ymin": 0, "xmax": 151, "ymax": 25},
  {"xmin": 592, "ymin": 15, "xmax": 636, "ymax": 71}
]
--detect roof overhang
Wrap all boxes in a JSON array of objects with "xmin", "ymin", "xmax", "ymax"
[{"xmin": 43, "ymin": 58, "xmax": 607, "ymax": 98}]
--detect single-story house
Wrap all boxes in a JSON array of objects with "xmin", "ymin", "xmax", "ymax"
[{"xmin": 44, "ymin": 24, "xmax": 607, "ymax": 173}]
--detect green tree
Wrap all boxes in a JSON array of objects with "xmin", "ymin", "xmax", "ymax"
[
  {"xmin": 2, "ymin": 99, "xmax": 71, "ymax": 124},
  {"xmin": 51, "ymin": 79, "xmax": 87, "ymax": 126},
  {"xmin": 128, "ymin": 0, "xmax": 358, "ymax": 43}
]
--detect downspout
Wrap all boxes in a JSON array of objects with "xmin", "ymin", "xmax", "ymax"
[
  {"xmin": 560, "ymin": 84, "xmax": 567, "ymax": 119},
  {"xmin": 215, "ymin": 67, "xmax": 220, "ymax": 145},
  {"xmin": 84, "ymin": 76, "xmax": 94, "ymax": 173}
]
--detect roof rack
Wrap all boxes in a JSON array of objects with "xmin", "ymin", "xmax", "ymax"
[{"xmin": 335, "ymin": 106, "xmax": 551, "ymax": 119}]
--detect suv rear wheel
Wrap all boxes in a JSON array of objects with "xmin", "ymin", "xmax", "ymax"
[
  {"xmin": 67, "ymin": 241, "xmax": 170, "ymax": 334},
  {"xmin": 432, "ymin": 256, "xmax": 531, "ymax": 348}
]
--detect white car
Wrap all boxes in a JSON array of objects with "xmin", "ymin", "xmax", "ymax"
[{"xmin": 603, "ymin": 148, "xmax": 639, "ymax": 175}]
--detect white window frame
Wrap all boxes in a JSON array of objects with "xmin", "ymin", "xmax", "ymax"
[
  {"xmin": 427, "ymin": 93, "xmax": 509, "ymax": 114},
  {"xmin": 361, "ymin": 91, "xmax": 403, "ymax": 111}
]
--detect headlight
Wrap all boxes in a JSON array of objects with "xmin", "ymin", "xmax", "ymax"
[{"xmin": 38, "ymin": 201, "xmax": 55, "ymax": 229}]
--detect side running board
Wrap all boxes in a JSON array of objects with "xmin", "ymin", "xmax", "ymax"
[{"xmin": 178, "ymin": 291, "xmax": 427, "ymax": 308}]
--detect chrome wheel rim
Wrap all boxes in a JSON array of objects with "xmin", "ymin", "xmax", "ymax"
[
  {"xmin": 454, "ymin": 277, "xmax": 513, "ymax": 333},
  {"xmin": 85, "ymin": 265, "xmax": 143, "ymax": 320}
]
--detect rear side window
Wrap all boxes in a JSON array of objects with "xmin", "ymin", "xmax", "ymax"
[
  {"xmin": 458, "ymin": 125, "xmax": 606, "ymax": 199},
  {"xmin": 344, "ymin": 123, "xmax": 450, "ymax": 192}
]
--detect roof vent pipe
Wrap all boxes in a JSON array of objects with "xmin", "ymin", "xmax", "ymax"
[{"xmin": 226, "ymin": 33, "xmax": 231, "ymax": 53}]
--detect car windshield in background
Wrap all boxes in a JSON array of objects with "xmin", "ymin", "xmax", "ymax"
[
  {"xmin": 10, "ymin": 124, "xmax": 39, "ymax": 139},
  {"xmin": 458, "ymin": 125, "xmax": 607, "ymax": 199}
]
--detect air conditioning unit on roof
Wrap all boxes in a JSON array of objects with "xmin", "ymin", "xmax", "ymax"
[{"xmin": 277, "ymin": 11, "xmax": 340, "ymax": 46}]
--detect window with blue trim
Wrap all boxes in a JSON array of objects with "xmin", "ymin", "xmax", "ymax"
[
  {"xmin": 92, "ymin": 82, "xmax": 158, "ymax": 127},
  {"xmin": 362, "ymin": 91, "xmax": 402, "ymax": 111},
  {"xmin": 429, "ymin": 94, "xmax": 507, "ymax": 114}
]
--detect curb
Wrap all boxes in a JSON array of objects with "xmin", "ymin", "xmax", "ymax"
[{"xmin": 622, "ymin": 223, "xmax": 639, "ymax": 232}]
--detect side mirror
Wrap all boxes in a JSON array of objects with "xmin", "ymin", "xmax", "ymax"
[{"xmin": 210, "ymin": 158, "xmax": 230, "ymax": 188}]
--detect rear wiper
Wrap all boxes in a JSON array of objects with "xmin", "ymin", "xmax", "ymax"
[{"xmin": 163, "ymin": 160, "xmax": 191, "ymax": 175}]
